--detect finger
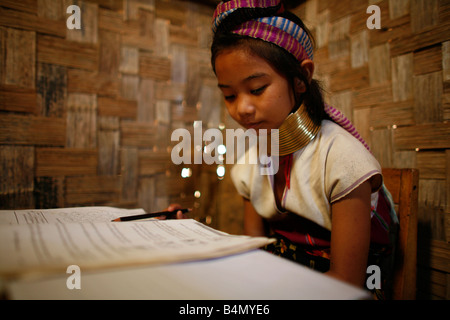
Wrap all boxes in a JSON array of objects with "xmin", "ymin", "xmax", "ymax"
[
  {"xmin": 167, "ymin": 204, "xmax": 181, "ymax": 212},
  {"xmin": 176, "ymin": 211, "xmax": 186, "ymax": 219}
]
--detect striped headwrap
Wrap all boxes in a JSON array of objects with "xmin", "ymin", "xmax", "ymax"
[{"xmin": 212, "ymin": 0, "xmax": 314, "ymax": 61}]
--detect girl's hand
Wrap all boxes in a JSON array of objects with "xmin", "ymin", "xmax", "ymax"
[{"xmin": 158, "ymin": 203, "xmax": 189, "ymax": 219}]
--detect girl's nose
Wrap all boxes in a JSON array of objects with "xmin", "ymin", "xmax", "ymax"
[{"xmin": 236, "ymin": 95, "xmax": 256, "ymax": 118}]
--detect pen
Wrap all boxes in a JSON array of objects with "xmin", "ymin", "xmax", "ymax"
[{"xmin": 111, "ymin": 208, "xmax": 192, "ymax": 222}]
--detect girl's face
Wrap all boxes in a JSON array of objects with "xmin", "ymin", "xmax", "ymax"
[{"xmin": 214, "ymin": 47, "xmax": 296, "ymax": 131}]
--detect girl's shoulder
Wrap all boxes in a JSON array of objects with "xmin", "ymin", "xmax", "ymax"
[
  {"xmin": 320, "ymin": 119, "xmax": 354, "ymax": 137},
  {"xmin": 317, "ymin": 120, "xmax": 368, "ymax": 151}
]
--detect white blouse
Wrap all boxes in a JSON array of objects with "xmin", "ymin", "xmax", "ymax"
[{"xmin": 230, "ymin": 120, "xmax": 382, "ymax": 231}]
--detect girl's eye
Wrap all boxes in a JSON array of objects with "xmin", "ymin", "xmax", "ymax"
[
  {"xmin": 251, "ymin": 85, "xmax": 267, "ymax": 95},
  {"xmin": 224, "ymin": 95, "xmax": 235, "ymax": 101}
]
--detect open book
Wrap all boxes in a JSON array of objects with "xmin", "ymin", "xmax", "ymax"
[{"xmin": 0, "ymin": 207, "xmax": 274, "ymax": 279}]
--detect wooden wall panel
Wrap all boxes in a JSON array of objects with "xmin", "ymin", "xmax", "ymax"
[
  {"xmin": 66, "ymin": 93, "xmax": 97, "ymax": 148},
  {"xmin": 0, "ymin": 146, "xmax": 34, "ymax": 196},
  {"xmin": 2, "ymin": 27, "xmax": 36, "ymax": 88},
  {"xmin": 0, "ymin": 84, "xmax": 38, "ymax": 113},
  {"xmin": 0, "ymin": 6, "xmax": 66, "ymax": 38},
  {"xmin": 120, "ymin": 147, "xmax": 138, "ymax": 202},
  {"xmin": 139, "ymin": 150, "xmax": 172, "ymax": 176},
  {"xmin": 391, "ymin": 53, "xmax": 413, "ymax": 102},
  {"xmin": 36, "ymin": 63, "xmax": 67, "ymax": 117},
  {"xmin": 393, "ymin": 123, "xmax": 450, "ymax": 150},
  {"xmin": 34, "ymin": 176, "xmax": 64, "ymax": 209},
  {"xmin": 99, "ymin": 30, "xmax": 119, "ymax": 75},
  {"xmin": 139, "ymin": 53, "xmax": 172, "ymax": 81},
  {"xmin": 1, "ymin": 0, "xmax": 37, "ymax": 14},
  {"xmin": 120, "ymin": 121, "xmax": 156, "ymax": 147},
  {"xmin": 67, "ymin": 69, "xmax": 120, "ymax": 96},
  {"xmin": 37, "ymin": 34, "xmax": 98, "ymax": 70},
  {"xmin": 0, "ymin": 114, "xmax": 66, "ymax": 146},
  {"xmin": 98, "ymin": 96, "xmax": 137, "ymax": 118},
  {"xmin": 413, "ymin": 72, "xmax": 443, "ymax": 124},
  {"xmin": 97, "ymin": 115, "xmax": 120, "ymax": 176},
  {"xmin": 444, "ymin": 41, "xmax": 450, "ymax": 82},
  {"xmin": 65, "ymin": 175, "xmax": 121, "ymax": 205},
  {"xmin": 35, "ymin": 148, "xmax": 97, "ymax": 177}
]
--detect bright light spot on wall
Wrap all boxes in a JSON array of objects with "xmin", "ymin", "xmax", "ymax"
[
  {"xmin": 217, "ymin": 144, "xmax": 226, "ymax": 155},
  {"xmin": 194, "ymin": 190, "xmax": 201, "ymax": 198},
  {"xmin": 216, "ymin": 165, "xmax": 225, "ymax": 178},
  {"xmin": 181, "ymin": 168, "xmax": 192, "ymax": 178}
]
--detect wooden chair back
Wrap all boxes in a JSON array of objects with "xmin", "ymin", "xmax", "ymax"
[{"xmin": 382, "ymin": 168, "xmax": 419, "ymax": 300}]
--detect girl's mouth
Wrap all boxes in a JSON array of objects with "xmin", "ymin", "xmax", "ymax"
[{"xmin": 244, "ymin": 121, "xmax": 262, "ymax": 130}]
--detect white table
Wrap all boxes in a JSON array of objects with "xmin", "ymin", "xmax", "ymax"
[{"xmin": 5, "ymin": 249, "xmax": 370, "ymax": 300}]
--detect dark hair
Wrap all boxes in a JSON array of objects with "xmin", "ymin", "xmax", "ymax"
[{"xmin": 211, "ymin": 3, "xmax": 328, "ymax": 126}]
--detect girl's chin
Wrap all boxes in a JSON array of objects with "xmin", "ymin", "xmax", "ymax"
[{"xmin": 243, "ymin": 126, "xmax": 278, "ymax": 136}]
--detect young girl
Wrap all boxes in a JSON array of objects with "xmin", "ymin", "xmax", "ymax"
[{"xmin": 205, "ymin": 0, "xmax": 397, "ymax": 298}]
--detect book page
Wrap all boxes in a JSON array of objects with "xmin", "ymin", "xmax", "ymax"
[
  {"xmin": 0, "ymin": 207, "xmax": 146, "ymax": 225},
  {"xmin": 0, "ymin": 219, "xmax": 274, "ymax": 279}
]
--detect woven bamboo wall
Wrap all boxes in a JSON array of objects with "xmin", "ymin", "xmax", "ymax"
[
  {"xmin": 293, "ymin": 0, "xmax": 449, "ymax": 299},
  {"xmin": 0, "ymin": 0, "xmax": 236, "ymax": 229}
]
